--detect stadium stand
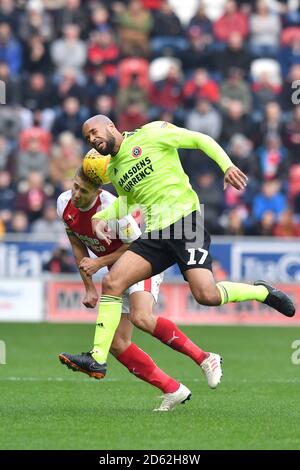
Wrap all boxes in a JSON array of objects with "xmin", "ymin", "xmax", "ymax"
[{"xmin": 0, "ymin": 0, "xmax": 300, "ymax": 242}]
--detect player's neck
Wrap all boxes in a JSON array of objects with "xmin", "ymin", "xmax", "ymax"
[
  {"xmin": 111, "ymin": 134, "xmax": 124, "ymax": 156},
  {"xmin": 79, "ymin": 196, "xmax": 99, "ymax": 212}
]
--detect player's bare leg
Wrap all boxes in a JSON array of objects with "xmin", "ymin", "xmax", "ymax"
[
  {"xmin": 109, "ymin": 314, "xmax": 133, "ymax": 357},
  {"xmin": 61, "ymin": 293, "xmax": 191, "ymax": 411},
  {"xmin": 128, "ymin": 290, "xmax": 156, "ymax": 333},
  {"xmin": 111, "ymin": 306, "xmax": 191, "ymax": 411},
  {"xmin": 59, "ymin": 251, "xmax": 152, "ymax": 379},
  {"xmin": 102, "ymin": 250, "xmax": 153, "ymax": 296},
  {"xmin": 185, "ymin": 268, "xmax": 295, "ymax": 317},
  {"xmin": 85, "ymin": 251, "xmax": 153, "ymax": 369},
  {"xmin": 124, "ymin": 269, "xmax": 221, "ymax": 389},
  {"xmin": 183, "ymin": 267, "xmax": 295, "ymax": 387},
  {"xmin": 184, "ymin": 268, "xmax": 222, "ymax": 306}
]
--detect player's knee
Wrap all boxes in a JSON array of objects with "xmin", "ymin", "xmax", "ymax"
[
  {"xmin": 110, "ymin": 337, "xmax": 131, "ymax": 358},
  {"xmin": 193, "ymin": 287, "xmax": 220, "ymax": 306},
  {"xmin": 102, "ymin": 273, "xmax": 123, "ymax": 296},
  {"xmin": 129, "ymin": 310, "xmax": 144, "ymax": 328},
  {"xmin": 129, "ymin": 311, "xmax": 151, "ymax": 332}
]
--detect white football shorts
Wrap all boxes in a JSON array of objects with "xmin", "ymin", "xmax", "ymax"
[{"xmin": 122, "ymin": 272, "xmax": 164, "ymax": 314}]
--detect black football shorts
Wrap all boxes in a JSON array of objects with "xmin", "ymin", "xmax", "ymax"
[{"xmin": 128, "ymin": 211, "xmax": 212, "ymax": 276}]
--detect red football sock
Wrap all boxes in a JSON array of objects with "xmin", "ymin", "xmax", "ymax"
[
  {"xmin": 116, "ymin": 343, "xmax": 180, "ymax": 394},
  {"xmin": 153, "ymin": 317, "xmax": 208, "ymax": 365}
]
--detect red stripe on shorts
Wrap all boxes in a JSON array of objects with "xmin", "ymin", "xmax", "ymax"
[{"xmin": 144, "ymin": 278, "xmax": 152, "ymax": 293}]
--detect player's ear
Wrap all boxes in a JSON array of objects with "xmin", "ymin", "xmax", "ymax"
[
  {"xmin": 97, "ymin": 188, "xmax": 102, "ymax": 195},
  {"xmin": 108, "ymin": 122, "xmax": 118, "ymax": 134}
]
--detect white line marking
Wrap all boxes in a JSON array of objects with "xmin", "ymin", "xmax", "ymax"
[
  {"xmin": 0, "ymin": 377, "xmax": 299, "ymax": 384},
  {"xmin": 0, "ymin": 376, "xmax": 123, "ymax": 382}
]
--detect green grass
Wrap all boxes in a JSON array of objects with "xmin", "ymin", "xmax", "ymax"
[{"xmin": 0, "ymin": 323, "xmax": 299, "ymax": 450}]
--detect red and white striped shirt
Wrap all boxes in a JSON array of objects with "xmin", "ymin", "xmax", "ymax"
[{"xmin": 57, "ymin": 189, "xmax": 141, "ymax": 257}]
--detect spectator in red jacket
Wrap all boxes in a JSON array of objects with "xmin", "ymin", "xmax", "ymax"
[
  {"xmin": 213, "ymin": 0, "xmax": 249, "ymax": 43},
  {"xmin": 87, "ymin": 29, "xmax": 120, "ymax": 78},
  {"xmin": 117, "ymin": 101, "xmax": 148, "ymax": 133},
  {"xmin": 149, "ymin": 63, "xmax": 183, "ymax": 113},
  {"xmin": 183, "ymin": 68, "xmax": 219, "ymax": 108}
]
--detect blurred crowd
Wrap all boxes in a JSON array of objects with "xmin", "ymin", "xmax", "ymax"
[{"xmin": 1, "ymin": 0, "xmax": 300, "ymax": 243}]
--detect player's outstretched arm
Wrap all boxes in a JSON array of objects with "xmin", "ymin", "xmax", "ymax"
[
  {"xmin": 92, "ymin": 195, "xmax": 130, "ymax": 224},
  {"xmin": 67, "ymin": 232, "xmax": 99, "ymax": 308},
  {"xmin": 178, "ymin": 128, "xmax": 234, "ymax": 173},
  {"xmin": 176, "ymin": 128, "xmax": 248, "ymax": 190}
]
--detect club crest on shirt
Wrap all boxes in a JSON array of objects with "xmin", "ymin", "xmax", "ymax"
[{"xmin": 132, "ymin": 146, "xmax": 142, "ymax": 158}]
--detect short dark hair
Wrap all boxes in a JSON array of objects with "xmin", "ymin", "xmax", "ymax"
[{"xmin": 75, "ymin": 165, "xmax": 100, "ymax": 189}]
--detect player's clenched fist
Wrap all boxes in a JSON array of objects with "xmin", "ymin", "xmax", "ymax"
[
  {"xmin": 82, "ymin": 287, "xmax": 98, "ymax": 308},
  {"xmin": 224, "ymin": 166, "xmax": 248, "ymax": 191},
  {"xmin": 80, "ymin": 257, "xmax": 103, "ymax": 276}
]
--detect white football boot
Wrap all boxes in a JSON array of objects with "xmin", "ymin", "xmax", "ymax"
[
  {"xmin": 200, "ymin": 352, "xmax": 223, "ymax": 389},
  {"xmin": 153, "ymin": 383, "xmax": 192, "ymax": 412}
]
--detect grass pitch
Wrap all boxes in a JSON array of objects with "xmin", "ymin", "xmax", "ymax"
[{"xmin": 0, "ymin": 323, "xmax": 299, "ymax": 450}]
